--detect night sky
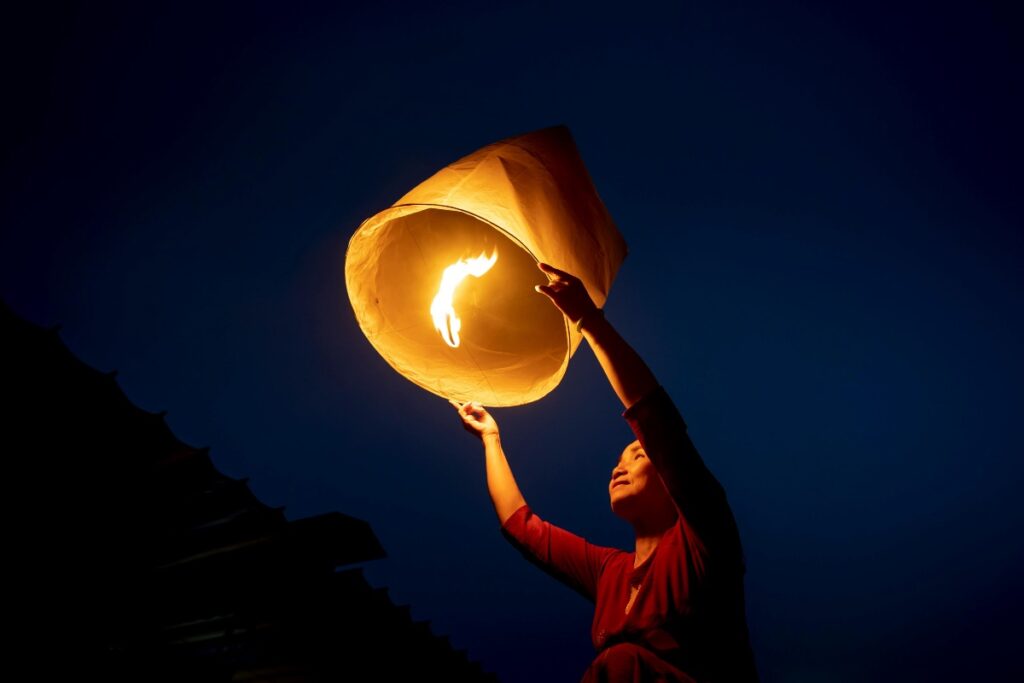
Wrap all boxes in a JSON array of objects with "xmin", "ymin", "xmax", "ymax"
[{"xmin": 3, "ymin": 2, "xmax": 1022, "ymax": 681}]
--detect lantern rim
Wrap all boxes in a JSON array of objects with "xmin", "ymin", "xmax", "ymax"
[{"xmin": 344, "ymin": 202, "xmax": 573, "ymax": 407}]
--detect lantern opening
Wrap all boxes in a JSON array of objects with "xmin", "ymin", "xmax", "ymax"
[{"xmin": 346, "ymin": 206, "xmax": 567, "ymax": 406}]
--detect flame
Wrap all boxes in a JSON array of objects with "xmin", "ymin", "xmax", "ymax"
[{"xmin": 430, "ymin": 250, "xmax": 498, "ymax": 348}]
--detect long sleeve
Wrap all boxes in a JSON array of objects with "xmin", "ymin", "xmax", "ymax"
[
  {"xmin": 623, "ymin": 385, "xmax": 741, "ymax": 564},
  {"xmin": 501, "ymin": 504, "xmax": 619, "ymax": 602}
]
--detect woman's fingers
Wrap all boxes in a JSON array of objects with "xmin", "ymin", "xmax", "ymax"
[
  {"xmin": 450, "ymin": 399, "xmax": 473, "ymax": 421},
  {"xmin": 537, "ymin": 261, "xmax": 567, "ymax": 277},
  {"xmin": 449, "ymin": 398, "xmax": 485, "ymax": 418},
  {"xmin": 537, "ymin": 261, "xmax": 573, "ymax": 281}
]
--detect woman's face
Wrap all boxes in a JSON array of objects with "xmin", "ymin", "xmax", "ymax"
[{"xmin": 609, "ymin": 439, "xmax": 669, "ymax": 519}]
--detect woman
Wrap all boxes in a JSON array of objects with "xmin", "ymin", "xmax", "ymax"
[{"xmin": 451, "ymin": 263, "xmax": 759, "ymax": 682}]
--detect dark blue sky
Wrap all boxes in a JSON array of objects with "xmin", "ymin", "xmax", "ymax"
[{"xmin": 3, "ymin": 2, "xmax": 1022, "ymax": 680}]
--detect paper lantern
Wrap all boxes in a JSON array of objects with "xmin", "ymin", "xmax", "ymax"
[{"xmin": 344, "ymin": 125, "xmax": 627, "ymax": 406}]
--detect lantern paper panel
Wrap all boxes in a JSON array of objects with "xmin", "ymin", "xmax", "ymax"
[{"xmin": 345, "ymin": 125, "xmax": 627, "ymax": 407}]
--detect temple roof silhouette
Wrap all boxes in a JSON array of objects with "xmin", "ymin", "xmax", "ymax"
[{"xmin": 2, "ymin": 300, "xmax": 497, "ymax": 682}]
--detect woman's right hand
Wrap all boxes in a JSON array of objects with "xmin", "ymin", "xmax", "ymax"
[
  {"xmin": 535, "ymin": 262, "xmax": 600, "ymax": 325},
  {"xmin": 449, "ymin": 399, "xmax": 500, "ymax": 440},
  {"xmin": 451, "ymin": 399, "xmax": 525, "ymax": 524}
]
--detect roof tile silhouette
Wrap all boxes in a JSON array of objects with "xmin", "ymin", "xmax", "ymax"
[{"xmin": 1, "ymin": 300, "xmax": 497, "ymax": 682}]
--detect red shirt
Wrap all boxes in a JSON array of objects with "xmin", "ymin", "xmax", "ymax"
[{"xmin": 501, "ymin": 386, "xmax": 758, "ymax": 682}]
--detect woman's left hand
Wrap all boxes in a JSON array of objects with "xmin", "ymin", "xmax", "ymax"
[
  {"xmin": 534, "ymin": 262, "xmax": 599, "ymax": 323},
  {"xmin": 450, "ymin": 399, "xmax": 500, "ymax": 441}
]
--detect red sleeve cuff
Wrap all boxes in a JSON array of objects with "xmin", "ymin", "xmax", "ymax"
[{"xmin": 500, "ymin": 503, "xmax": 532, "ymax": 538}]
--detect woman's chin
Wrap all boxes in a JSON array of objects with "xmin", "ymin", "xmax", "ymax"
[{"xmin": 610, "ymin": 492, "xmax": 638, "ymax": 519}]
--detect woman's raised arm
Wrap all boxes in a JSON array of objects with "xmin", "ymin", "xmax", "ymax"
[
  {"xmin": 450, "ymin": 400, "xmax": 526, "ymax": 525},
  {"xmin": 534, "ymin": 262, "xmax": 657, "ymax": 410}
]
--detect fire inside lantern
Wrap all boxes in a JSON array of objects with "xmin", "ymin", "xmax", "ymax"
[{"xmin": 430, "ymin": 250, "xmax": 498, "ymax": 348}]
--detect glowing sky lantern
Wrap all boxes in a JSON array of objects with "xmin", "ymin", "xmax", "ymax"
[{"xmin": 344, "ymin": 125, "xmax": 627, "ymax": 407}]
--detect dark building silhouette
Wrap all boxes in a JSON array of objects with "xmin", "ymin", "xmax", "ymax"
[{"xmin": 3, "ymin": 301, "xmax": 497, "ymax": 682}]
